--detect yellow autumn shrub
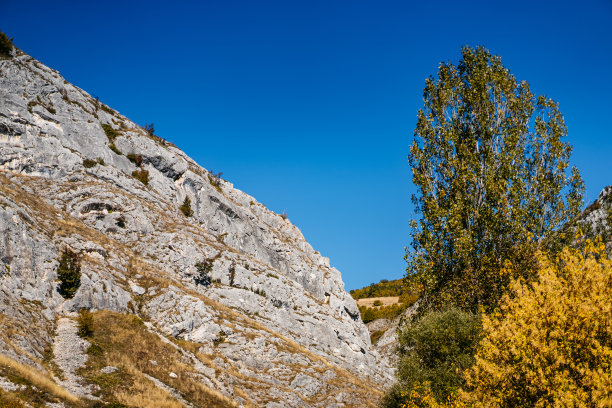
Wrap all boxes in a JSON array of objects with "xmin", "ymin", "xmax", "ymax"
[
  {"xmin": 398, "ymin": 382, "xmax": 469, "ymax": 408},
  {"xmin": 464, "ymin": 241, "xmax": 612, "ymax": 407}
]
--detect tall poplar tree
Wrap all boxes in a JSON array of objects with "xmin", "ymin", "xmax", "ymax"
[{"xmin": 407, "ymin": 46, "xmax": 584, "ymax": 312}]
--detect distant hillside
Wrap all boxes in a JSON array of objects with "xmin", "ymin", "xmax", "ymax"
[
  {"xmin": 350, "ymin": 279, "xmax": 419, "ymax": 324},
  {"xmin": 350, "ymin": 278, "xmax": 406, "ymax": 299},
  {"xmin": 548, "ymin": 185, "xmax": 612, "ymax": 252}
]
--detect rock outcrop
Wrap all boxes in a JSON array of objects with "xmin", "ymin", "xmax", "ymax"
[
  {"xmin": 0, "ymin": 47, "xmax": 392, "ymax": 407},
  {"xmin": 546, "ymin": 184, "xmax": 612, "ymax": 255}
]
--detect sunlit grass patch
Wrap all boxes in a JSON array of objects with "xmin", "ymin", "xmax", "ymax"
[{"xmin": 78, "ymin": 310, "xmax": 235, "ymax": 408}]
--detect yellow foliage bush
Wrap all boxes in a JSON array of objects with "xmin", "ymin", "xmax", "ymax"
[
  {"xmin": 397, "ymin": 382, "xmax": 469, "ymax": 408},
  {"xmin": 463, "ymin": 241, "xmax": 612, "ymax": 407}
]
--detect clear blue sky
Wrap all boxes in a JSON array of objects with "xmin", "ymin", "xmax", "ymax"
[{"xmin": 1, "ymin": 0, "xmax": 610, "ymax": 290}]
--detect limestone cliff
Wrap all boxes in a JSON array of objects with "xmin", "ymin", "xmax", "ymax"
[{"xmin": 0, "ymin": 44, "xmax": 391, "ymax": 407}]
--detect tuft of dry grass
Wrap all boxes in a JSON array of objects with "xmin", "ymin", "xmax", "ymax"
[
  {"xmin": 356, "ymin": 296, "xmax": 400, "ymax": 308},
  {"xmin": 112, "ymin": 355, "xmax": 184, "ymax": 408},
  {"xmin": 0, "ymin": 389, "xmax": 26, "ymax": 408},
  {"xmin": 0, "ymin": 353, "xmax": 80, "ymax": 404}
]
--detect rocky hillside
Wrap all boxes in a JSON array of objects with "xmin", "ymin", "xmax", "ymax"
[
  {"xmin": 0, "ymin": 43, "xmax": 392, "ymax": 407},
  {"xmin": 568, "ymin": 185, "xmax": 612, "ymax": 246},
  {"xmin": 544, "ymin": 184, "xmax": 612, "ymax": 255}
]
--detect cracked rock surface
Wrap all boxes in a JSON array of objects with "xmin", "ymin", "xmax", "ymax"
[{"xmin": 0, "ymin": 50, "xmax": 392, "ymax": 406}]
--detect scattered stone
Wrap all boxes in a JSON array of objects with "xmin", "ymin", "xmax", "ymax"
[
  {"xmin": 52, "ymin": 317, "xmax": 95, "ymax": 398},
  {"xmin": 0, "ymin": 375, "xmax": 24, "ymax": 391},
  {"xmin": 129, "ymin": 281, "xmax": 146, "ymax": 295}
]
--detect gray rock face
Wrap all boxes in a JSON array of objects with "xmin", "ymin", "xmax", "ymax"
[
  {"xmin": 580, "ymin": 186, "xmax": 612, "ymax": 243},
  {"xmin": 0, "ymin": 52, "xmax": 392, "ymax": 406},
  {"xmin": 365, "ymin": 300, "xmax": 420, "ymax": 365}
]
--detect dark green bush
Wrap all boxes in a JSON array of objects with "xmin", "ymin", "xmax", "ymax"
[
  {"xmin": 100, "ymin": 104, "xmax": 115, "ymax": 115},
  {"xmin": 116, "ymin": 216, "xmax": 126, "ymax": 229},
  {"xmin": 83, "ymin": 159, "xmax": 97, "ymax": 168},
  {"xmin": 143, "ymin": 123, "xmax": 155, "ymax": 135},
  {"xmin": 77, "ymin": 309, "xmax": 94, "ymax": 337},
  {"xmin": 109, "ymin": 143, "xmax": 122, "ymax": 155},
  {"xmin": 180, "ymin": 197, "xmax": 194, "ymax": 217},
  {"xmin": 57, "ymin": 249, "xmax": 81, "ymax": 299},
  {"xmin": 381, "ymin": 307, "xmax": 481, "ymax": 406},
  {"xmin": 131, "ymin": 169, "xmax": 149, "ymax": 185},
  {"xmin": 101, "ymin": 123, "xmax": 118, "ymax": 142},
  {"xmin": 126, "ymin": 153, "xmax": 143, "ymax": 167},
  {"xmin": 378, "ymin": 383, "xmax": 406, "ymax": 408},
  {"xmin": 208, "ymin": 171, "xmax": 223, "ymax": 192},
  {"xmin": 361, "ymin": 307, "xmax": 376, "ymax": 323},
  {"xmin": 195, "ymin": 259, "xmax": 212, "ymax": 286},
  {"xmin": 0, "ymin": 31, "xmax": 13, "ymax": 58}
]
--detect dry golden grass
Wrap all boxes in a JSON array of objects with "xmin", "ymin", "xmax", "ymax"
[
  {"xmin": 356, "ymin": 296, "xmax": 400, "ymax": 308},
  {"xmin": 81, "ymin": 310, "xmax": 236, "ymax": 408},
  {"xmin": 0, "ymin": 390, "xmax": 26, "ymax": 408},
  {"xmin": 0, "ymin": 353, "xmax": 79, "ymax": 404},
  {"xmin": 112, "ymin": 355, "xmax": 184, "ymax": 408}
]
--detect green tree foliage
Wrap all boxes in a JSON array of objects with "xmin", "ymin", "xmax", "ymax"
[
  {"xmin": 180, "ymin": 197, "xmax": 194, "ymax": 217},
  {"xmin": 463, "ymin": 242, "xmax": 612, "ymax": 407},
  {"xmin": 407, "ymin": 46, "xmax": 584, "ymax": 312},
  {"xmin": 195, "ymin": 259, "xmax": 213, "ymax": 286},
  {"xmin": 380, "ymin": 307, "xmax": 481, "ymax": 408},
  {"xmin": 57, "ymin": 249, "xmax": 81, "ymax": 299},
  {"xmin": 0, "ymin": 31, "xmax": 14, "ymax": 58}
]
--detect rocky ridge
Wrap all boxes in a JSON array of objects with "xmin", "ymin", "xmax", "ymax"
[{"xmin": 0, "ymin": 46, "xmax": 392, "ymax": 407}]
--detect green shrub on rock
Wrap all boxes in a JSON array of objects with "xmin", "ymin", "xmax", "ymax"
[
  {"xmin": 0, "ymin": 31, "xmax": 14, "ymax": 58},
  {"xmin": 381, "ymin": 307, "xmax": 481, "ymax": 407},
  {"xmin": 126, "ymin": 153, "xmax": 143, "ymax": 167},
  {"xmin": 101, "ymin": 123, "xmax": 118, "ymax": 142},
  {"xmin": 195, "ymin": 259, "xmax": 213, "ymax": 286},
  {"xmin": 180, "ymin": 197, "xmax": 194, "ymax": 217},
  {"xmin": 57, "ymin": 249, "xmax": 81, "ymax": 299},
  {"xmin": 132, "ymin": 169, "xmax": 149, "ymax": 185},
  {"xmin": 83, "ymin": 159, "xmax": 97, "ymax": 168}
]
